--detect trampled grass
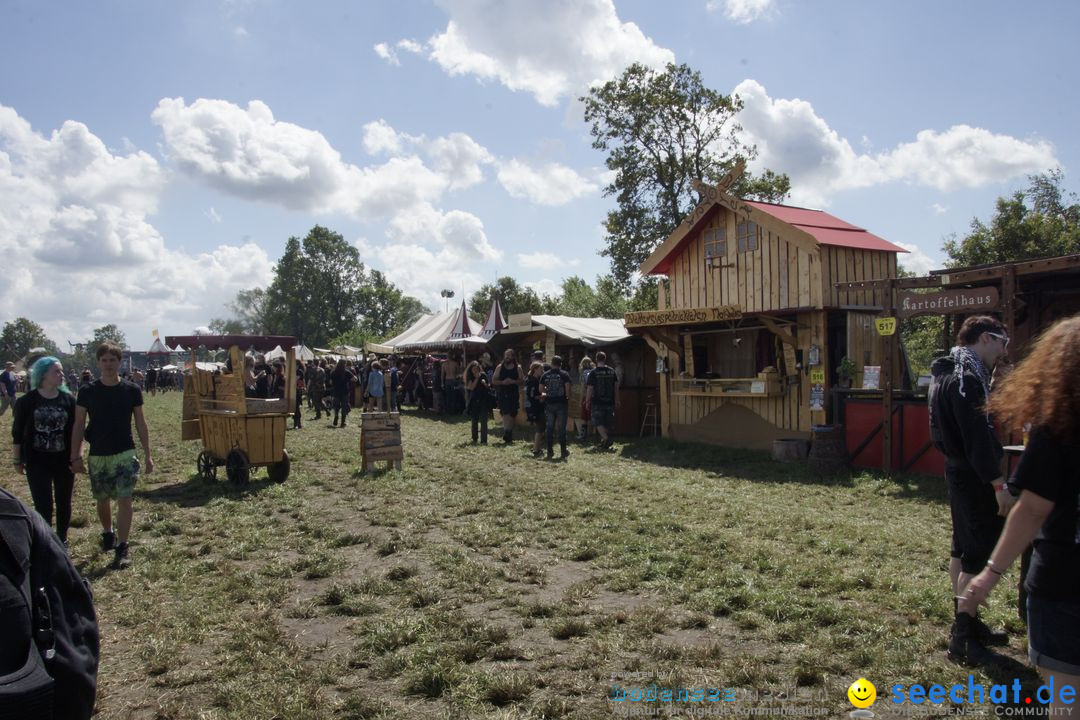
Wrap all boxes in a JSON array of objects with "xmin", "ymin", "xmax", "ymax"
[{"xmin": 0, "ymin": 392, "xmax": 1039, "ymax": 719}]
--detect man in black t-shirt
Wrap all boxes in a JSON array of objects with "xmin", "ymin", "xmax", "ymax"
[
  {"xmin": 540, "ymin": 355, "xmax": 572, "ymax": 460},
  {"xmin": 585, "ymin": 350, "xmax": 620, "ymax": 449},
  {"xmin": 70, "ymin": 341, "xmax": 153, "ymax": 570}
]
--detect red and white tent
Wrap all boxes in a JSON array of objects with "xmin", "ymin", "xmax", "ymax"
[{"xmin": 480, "ymin": 298, "xmax": 507, "ymax": 338}]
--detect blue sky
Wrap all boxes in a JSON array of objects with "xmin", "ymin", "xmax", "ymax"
[{"xmin": 1, "ymin": 0, "xmax": 1075, "ymax": 349}]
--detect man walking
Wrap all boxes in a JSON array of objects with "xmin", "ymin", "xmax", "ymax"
[
  {"xmin": 70, "ymin": 341, "xmax": 153, "ymax": 570},
  {"xmin": 540, "ymin": 355, "xmax": 572, "ymax": 460},
  {"xmin": 311, "ymin": 360, "xmax": 327, "ymax": 420},
  {"xmin": 929, "ymin": 315, "xmax": 1014, "ymax": 664},
  {"xmin": 585, "ymin": 351, "xmax": 620, "ymax": 449},
  {"xmin": 0, "ymin": 360, "xmax": 17, "ymax": 416}
]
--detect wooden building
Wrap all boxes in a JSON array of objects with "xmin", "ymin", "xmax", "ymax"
[{"xmin": 625, "ymin": 178, "xmax": 906, "ymax": 449}]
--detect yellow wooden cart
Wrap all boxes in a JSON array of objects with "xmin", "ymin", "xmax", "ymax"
[{"xmin": 167, "ymin": 335, "xmax": 298, "ymax": 484}]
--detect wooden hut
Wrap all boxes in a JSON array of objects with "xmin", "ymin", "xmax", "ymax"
[{"xmin": 625, "ymin": 176, "xmax": 906, "ymax": 449}]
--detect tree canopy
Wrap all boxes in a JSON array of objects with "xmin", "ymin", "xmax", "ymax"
[
  {"xmin": 469, "ymin": 277, "xmax": 548, "ymax": 319},
  {"xmin": 0, "ymin": 317, "xmax": 60, "ymax": 361},
  {"xmin": 943, "ymin": 170, "xmax": 1080, "ymax": 267},
  {"xmin": 583, "ymin": 62, "xmax": 791, "ymax": 288}
]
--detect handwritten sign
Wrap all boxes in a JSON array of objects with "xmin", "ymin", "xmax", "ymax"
[
  {"xmin": 624, "ymin": 306, "xmax": 742, "ymax": 328},
  {"xmin": 875, "ymin": 317, "xmax": 897, "ymax": 336},
  {"xmin": 862, "ymin": 366, "xmax": 881, "ymax": 390},
  {"xmin": 810, "ymin": 368, "xmax": 826, "ymax": 384},
  {"xmin": 896, "ymin": 288, "xmax": 1000, "ymax": 319},
  {"xmin": 809, "ymin": 384, "xmax": 825, "ymax": 411}
]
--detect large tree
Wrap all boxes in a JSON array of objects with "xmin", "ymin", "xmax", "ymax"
[
  {"xmin": 583, "ymin": 62, "xmax": 791, "ymax": 288},
  {"xmin": 469, "ymin": 277, "xmax": 546, "ymax": 319},
  {"xmin": 264, "ymin": 226, "xmax": 367, "ymax": 347},
  {"xmin": 359, "ymin": 270, "xmax": 427, "ymax": 339},
  {"xmin": 943, "ymin": 170, "xmax": 1080, "ymax": 267},
  {"xmin": 0, "ymin": 317, "xmax": 59, "ymax": 360}
]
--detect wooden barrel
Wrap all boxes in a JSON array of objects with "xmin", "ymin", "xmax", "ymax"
[
  {"xmin": 772, "ymin": 438, "xmax": 809, "ymax": 463},
  {"xmin": 808, "ymin": 424, "xmax": 848, "ymax": 475}
]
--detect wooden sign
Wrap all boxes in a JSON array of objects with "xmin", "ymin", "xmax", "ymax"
[
  {"xmin": 896, "ymin": 287, "xmax": 999, "ymax": 319},
  {"xmin": 624, "ymin": 305, "xmax": 742, "ymax": 328},
  {"xmin": 361, "ymin": 411, "xmax": 403, "ymax": 472},
  {"xmin": 875, "ymin": 317, "xmax": 897, "ymax": 336}
]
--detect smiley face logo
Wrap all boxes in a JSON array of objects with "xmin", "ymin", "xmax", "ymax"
[{"xmin": 848, "ymin": 678, "xmax": 877, "ymax": 708}]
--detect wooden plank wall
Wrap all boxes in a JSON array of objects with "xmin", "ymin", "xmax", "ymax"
[
  {"xmin": 667, "ymin": 207, "xmax": 821, "ymax": 312},
  {"xmin": 821, "ymin": 247, "xmax": 894, "ymax": 308}
]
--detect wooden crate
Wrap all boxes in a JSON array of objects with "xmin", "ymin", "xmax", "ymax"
[{"xmin": 199, "ymin": 412, "xmax": 286, "ymax": 466}]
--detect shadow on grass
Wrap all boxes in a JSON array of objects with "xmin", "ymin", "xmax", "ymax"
[
  {"xmin": 136, "ymin": 473, "xmax": 276, "ymax": 508},
  {"xmin": 616, "ymin": 436, "xmax": 949, "ymax": 504}
]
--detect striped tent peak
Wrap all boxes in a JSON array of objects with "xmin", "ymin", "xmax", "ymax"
[{"xmin": 481, "ymin": 299, "xmax": 507, "ymax": 337}]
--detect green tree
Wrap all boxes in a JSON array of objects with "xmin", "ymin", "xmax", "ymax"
[
  {"xmin": 85, "ymin": 324, "xmax": 128, "ymax": 374},
  {"xmin": 469, "ymin": 277, "xmax": 545, "ymax": 319},
  {"xmin": 943, "ymin": 170, "xmax": 1080, "ymax": 267},
  {"xmin": 0, "ymin": 317, "xmax": 59, "ymax": 360},
  {"xmin": 264, "ymin": 226, "xmax": 367, "ymax": 347},
  {"xmin": 207, "ymin": 317, "xmax": 247, "ymax": 335},
  {"xmin": 359, "ymin": 270, "xmax": 427, "ymax": 339},
  {"xmin": 582, "ymin": 62, "xmax": 791, "ymax": 288},
  {"xmin": 226, "ymin": 287, "xmax": 275, "ymax": 334}
]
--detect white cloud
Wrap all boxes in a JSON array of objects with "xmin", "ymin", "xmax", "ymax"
[
  {"xmin": 518, "ymin": 251, "xmax": 578, "ymax": 269},
  {"xmin": 400, "ymin": 0, "xmax": 674, "ymax": 107},
  {"xmin": 373, "ymin": 42, "xmax": 399, "ymax": 66},
  {"xmin": 427, "ymin": 132, "xmax": 495, "ymax": 190},
  {"xmin": 207, "ymin": 207, "xmax": 222, "ymax": 223},
  {"xmin": 355, "ymin": 204, "xmax": 501, "ymax": 309},
  {"xmin": 152, "ymin": 97, "xmax": 447, "ymax": 220},
  {"xmin": 497, "ymin": 159, "xmax": 599, "ymax": 205},
  {"xmin": 895, "ymin": 242, "xmax": 937, "ymax": 277},
  {"xmin": 396, "ymin": 39, "xmax": 423, "ymax": 54},
  {"xmin": 734, "ymin": 79, "xmax": 1058, "ymax": 206},
  {"xmin": 0, "ymin": 104, "xmax": 272, "ymax": 344},
  {"xmin": 523, "ymin": 278, "xmax": 562, "ymax": 298},
  {"xmin": 930, "ymin": 203, "xmax": 948, "ymax": 215},
  {"xmin": 362, "ymin": 119, "xmax": 408, "ymax": 156},
  {"xmin": 708, "ymin": 0, "xmax": 776, "ymax": 24}
]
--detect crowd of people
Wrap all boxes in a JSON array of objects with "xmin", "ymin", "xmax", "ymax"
[{"xmin": 929, "ymin": 314, "xmax": 1079, "ymax": 712}]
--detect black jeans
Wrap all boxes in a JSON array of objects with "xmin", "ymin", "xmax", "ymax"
[
  {"xmin": 333, "ymin": 393, "xmax": 351, "ymax": 425},
  {"xmin": 294, "ymin": 389, "xmax": 303, "ymax": 428},
  {"xmin": 26, "ymin": 453, "xmax": 75, "ymax": 542},
  {"xmin": 545, "ymin": 403, "xmax": 568, "ymax": 453},
  {"xmin": 470, "ymin": 408, "xmax": 488, "ymax": 443}
]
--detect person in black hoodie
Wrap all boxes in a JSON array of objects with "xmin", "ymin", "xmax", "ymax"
[{"xmin": 928, "ymin": 315, "xmax": 1013, "ymax": 665}]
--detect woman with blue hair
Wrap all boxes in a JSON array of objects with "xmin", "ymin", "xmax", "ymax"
[{"xmin": 10, "ymin": 356, "xmax": 77, "ymax": 546}]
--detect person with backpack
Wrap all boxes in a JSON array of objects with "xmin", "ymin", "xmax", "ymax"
[
  {"xmin": 928, "ymin": 315, "xmax": 1012, "ymax": 665},
  {"xmin": 540, "ymin": 355, "xmax": 572, "ymax": 460},
  {"xmin": 11, "ymin": 357, "xmax": 78, "ymax": 548},
  {"xmin": 585, "ymin": 351, "xmax": 620, "ymax": 450},
  {"xmin": 69, "ymin": 341, "xmax": 154, "ymax": 571},
  {"xmin": 0, "ymin": 486, "xmax": 99, "ymax": 718},
  {"xmin": 524, "ymin": 361, "xmax": 546, "ymax": 458}
]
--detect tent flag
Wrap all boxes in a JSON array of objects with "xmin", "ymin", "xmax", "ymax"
[{"xmin": 481, "ymin": 298, "xmax": 507, "ymax": 337}]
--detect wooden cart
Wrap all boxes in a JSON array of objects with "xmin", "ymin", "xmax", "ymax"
[{"xmin": 166, "ymin": 335, "xmax": 298, "ymax": 484}]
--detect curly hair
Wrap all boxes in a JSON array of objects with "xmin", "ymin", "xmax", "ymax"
[{"xmin": 986, "ymin": 314, "xmax": 1080, "ymax": 441}]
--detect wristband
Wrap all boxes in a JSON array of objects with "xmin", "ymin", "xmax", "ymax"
[{"xmin": 986, "ymin": 561, "xmax": 1004, "ymax": 575}]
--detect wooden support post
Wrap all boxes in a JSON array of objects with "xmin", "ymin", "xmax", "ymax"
[
  {"xmin": 882, "ymin": 280, "xmax": 896, "ymax": 476},
  {"xmin": 682, "ymin": 332, "xmax": 694, "ymax": 377}
]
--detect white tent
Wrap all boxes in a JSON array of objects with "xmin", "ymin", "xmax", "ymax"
[
  {"xmin": 147, "ymin": 337, "xmax": 172, "ymax": 356},
  {"xmin": 367, "ymin": 301, "xmax": 486, "ymax": 354},
  {"xmin": 524, "ymin": 315, "xmax": 629, "ymax": 346},
  {"xmin": 265, "ymin": 344, "xmax": 316, "ymax": 362}
]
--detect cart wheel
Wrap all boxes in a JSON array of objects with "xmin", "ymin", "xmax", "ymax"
[
  {"xmin": 225, "ymin": 449, "xmax": 250, "ymax": 485},
  {"xmin": 197, "ymin": 450, "xmax": 217, "ymax": 482},
  {"xmin": 267, "ymin": 449, "xmax": 291, "ymax": 484}
]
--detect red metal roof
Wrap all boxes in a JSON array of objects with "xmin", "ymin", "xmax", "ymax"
[{"xmin": 743, "ymin": 201, "xmax": 907, "ymax": 253}]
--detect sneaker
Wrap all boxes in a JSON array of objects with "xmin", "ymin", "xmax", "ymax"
[
  {"xmin": 972, "ymin": 615, "xmax": 1009, "ymax": 647},
  {"xmin": 113, "ymin": 542, "xmax": 131, "ymax": 570},
  {"xmin": 101, "ymin": 530, "xmax": 115, "ymax": 552},
  {"xmin": 947, "ymin": 614, "xmax": 995, "ymax": 666}
]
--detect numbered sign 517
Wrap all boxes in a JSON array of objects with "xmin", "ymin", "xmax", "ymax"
[{"xmin": 875, "ymin": 317, "xmax": 897, "ymax": 336}]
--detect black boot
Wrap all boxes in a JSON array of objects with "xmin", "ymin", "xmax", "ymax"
[{"xmin": 948, "ymin": 614, "xmax": 995, "ymax": 665}]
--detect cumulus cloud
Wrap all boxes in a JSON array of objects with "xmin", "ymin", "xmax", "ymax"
[
  {"xmin": 153, "ymin": 97, "xmax": 447, "ymax": 220},
  {"xmin": 708, "ymin": 0, "xmax": 776, "ymax": 24},
  {"xmin": 517, "ymin": 251, "xmax": 577, "ymax": 269},
  {"xmin": 523, "ymin": 278, "xmax": 562, "ymax": 298},
  {"xmin": 0, "ymin": 104, "xmax": 272, "ymax": 343},
  {"xmin": 930, "ymin": 203, "xmax": 948, "ymax": 215},
  {"xmin": 373, "ymin": 42, "xmax": 399, "ymax": 66},
  {"xmin": 390, "ymin": 0, "xmax": 674, "ymax": 106},
  {"xmin": 497, "ymin": 159, "xmax": 599, "ymax": 205},
  {"xmin": 895, "ymin": 242, "xmax": 938, "ymax": 277},
  {"xmin": 734, "ymin": 79, "xmax": 1058, "ymax": 206}
]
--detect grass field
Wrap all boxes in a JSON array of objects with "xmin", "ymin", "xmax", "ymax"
[{"xmin": 0, "ymin": 392, "xmax": 1040, "ymax": 719}]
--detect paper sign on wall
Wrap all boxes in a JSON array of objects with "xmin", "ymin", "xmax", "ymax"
[
  {"xmin": 862, "ymin": 366, "xmax": 881, "ymax": 390},
  {"xmin": 810, "ymin": 384, "xmax": 825, "ymax": 411}
]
